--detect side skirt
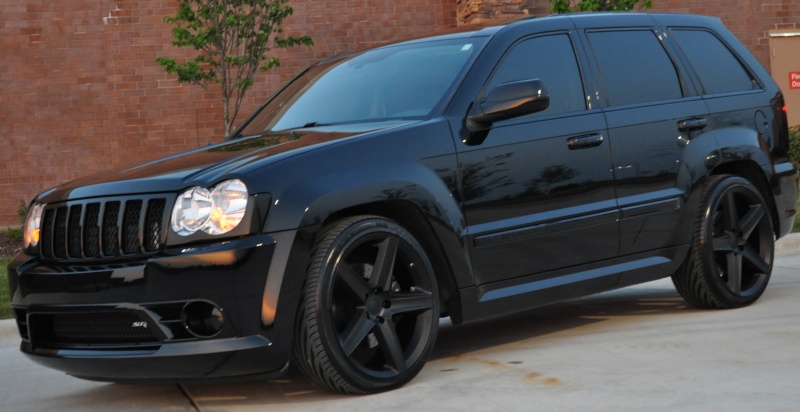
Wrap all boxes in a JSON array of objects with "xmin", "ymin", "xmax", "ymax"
[{"xmin": 456, "ymin": 245, "xmax": 689, "ymax": 324}]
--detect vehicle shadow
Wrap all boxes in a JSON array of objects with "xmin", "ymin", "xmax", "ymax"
[{"xmin": 431, "ymin": 281, "xmax": 693, "ymax": 360}]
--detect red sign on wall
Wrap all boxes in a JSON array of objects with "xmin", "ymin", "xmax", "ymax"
[{"xmin": 791, "ymin": 72, "xmax": 800, "ymax": 90}]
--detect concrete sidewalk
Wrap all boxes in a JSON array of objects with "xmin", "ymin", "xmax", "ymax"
[{"xmin": 2, "ymin": 235, "xmax": 799, "ymax": 411}]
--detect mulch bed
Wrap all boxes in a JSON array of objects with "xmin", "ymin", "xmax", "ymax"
[{"xmin": 0, "ymin": 231, "xmax": 22, "ymax": 258}]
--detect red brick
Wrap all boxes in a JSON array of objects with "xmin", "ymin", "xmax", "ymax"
[{"xmin": 4, "ymin": 0, "xmax": 795, "ymax": 227}]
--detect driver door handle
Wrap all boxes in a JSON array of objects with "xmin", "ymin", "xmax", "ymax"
[
  {"xmin": 677, "ymin": 117, "xmax": 708, "ymax": 132},
  {"xmin": 567, "ymin": 134, "xmax": 604, "ymax": 150}
]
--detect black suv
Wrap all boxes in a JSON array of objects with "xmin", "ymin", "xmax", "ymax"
[{"xmin": 9, "ymin": 13, "xmax": 798, "ymax": 394}]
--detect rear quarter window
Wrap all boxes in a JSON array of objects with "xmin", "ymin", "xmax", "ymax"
[{"xmin": 670, "ymin": 29, "xmax": 759, "ymax": 94}]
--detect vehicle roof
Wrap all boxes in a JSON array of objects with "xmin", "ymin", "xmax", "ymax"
[
  {"xmin": 319, "ymin": 12, "xmax": 722, "ymax": 64},
  {"xmin": 381, "ymin": 12, "xmax": 720, "ymax": 45}
]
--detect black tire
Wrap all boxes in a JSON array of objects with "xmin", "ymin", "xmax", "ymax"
[
  {"xmin": 293, "ymin": 216, "xmax": 440, "ymax": 394},
  {"xmin": 672, "ymin": 175, "xmax": 775, "ymax": 309}
]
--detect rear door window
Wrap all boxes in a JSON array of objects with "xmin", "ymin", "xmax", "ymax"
[
  {"xmin": 670, "ymin": 29, "xmax": 759, "ymax": 94},
  {"xmin": 587, "ymin": 30, "xmax": 683, "ymax": 106}
]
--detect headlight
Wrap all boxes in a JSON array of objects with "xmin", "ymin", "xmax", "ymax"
[
  {"xmin": 171, "ymin": 179, "xmax": 248, "ymax": 236},
  {"xmin": 24, "ymin": 203, "xmax": 45, "ymax": 249}
]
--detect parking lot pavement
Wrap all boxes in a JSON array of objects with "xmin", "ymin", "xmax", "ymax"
[{"xmin": 2, "ymin": 241, "xmax": 800, "ymax": 412}]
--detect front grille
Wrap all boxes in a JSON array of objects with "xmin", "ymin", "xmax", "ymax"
[
  {"xmin": 47, "ymin": 312, "xmax": 158, "ymax": 344},
  {"xmin": 23, "ymin": 304, "xmax": 199, "ymax": 349},
  {"xmin": 40, "ymin": 196, "xmax": 168, "ymax": 261},
  {"xmin": 28, "ymin": 311, "xmax": 159, "ymax": 346}
]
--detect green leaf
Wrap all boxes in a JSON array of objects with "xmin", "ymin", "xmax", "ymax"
[
  {"xmin": 550, "ymin": 0, "xmax": 652, "ymax": 13},
  {"xmin": 158, "ymin": 0, "xmax": 313, "ymax": 139}
]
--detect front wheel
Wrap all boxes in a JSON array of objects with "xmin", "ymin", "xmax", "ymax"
[
  {"xmin": 293, "ymin": 216, "xmax": 440, "ymax": 394},
  {"xmin": 672, "ymin": 175, "xmax": 775, "ymax": 309}
]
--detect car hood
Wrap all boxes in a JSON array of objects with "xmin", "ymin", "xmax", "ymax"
[{"xmin": 38, "ymin": 121, "xmax": 415, "ymax": 204}]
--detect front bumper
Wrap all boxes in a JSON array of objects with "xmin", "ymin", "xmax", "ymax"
[{"xmin": 7, "ymin": 233, "xmax": 294, "ymax": 381}]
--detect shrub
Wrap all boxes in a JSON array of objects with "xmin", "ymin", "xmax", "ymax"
[
  {"xmin": 790, "ymin": 126, "xmax": 800, "ymax": 166},
  {"xmin": 1, "ymin": 257, "xmax": 11, "ymax": 319},
  {"xmin": 5, "ymin": 200, "xmax": 27, "ymax": 243},
  {"xmin": 791, "ymin": 126, "xmax": 800, "ymax": 233}
]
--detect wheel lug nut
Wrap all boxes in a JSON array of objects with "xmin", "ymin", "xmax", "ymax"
[
  {"xmin": 376, "ymin": 316, "xmax": 384, "ymax": 324},
  {"xmin": 382, "ymin": 301, "xmax": 391, "ymax": 308}
]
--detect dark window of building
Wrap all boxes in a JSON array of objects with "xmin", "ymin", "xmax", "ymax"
[
  {"xmin": 588, "ymin": 30, "xmax": 683, "ymax": 106},
  {"xmin": 488, "ymin": 34, "xmax": 586, "ymax": 117},
  {"xmin": 670, "ymin": 29, "xmax": 758, "ymax": 94}
]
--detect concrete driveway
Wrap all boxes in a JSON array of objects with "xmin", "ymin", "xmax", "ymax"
[{"xmin": 3, "ymin": 239, "xmax": 800, "ymax": 412}]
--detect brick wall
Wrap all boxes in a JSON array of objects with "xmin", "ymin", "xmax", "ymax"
[
  {"xmin": 457, "ymin": 0, "xmax": 544, "ymax": 24},
  {"xmin": 2, "ymin": 0, "xmax": 799, "ymax": 228},
  {"xmin": 456, "ymin": 0, "xmax": 800, "ymax": 73},
  {"xmin": 0, "ymin": 0, "xmax": 457, "ymax": 227},
  {"xmin": 648, "ymin": 0, "xmax": 800, "ymax": 74}
]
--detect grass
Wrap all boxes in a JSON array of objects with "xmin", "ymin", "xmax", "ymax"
[
  {"xmin": 795, "ymin": 196, "xmax": 800, "ymax": 234},
  {"xmin": 1, "ymin": 257, "xmax": 11, "ymax": 320}
]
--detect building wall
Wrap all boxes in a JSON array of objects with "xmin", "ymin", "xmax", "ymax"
[
  {"xmin": 457, "ymin": 0, "xmax": 545, "ymax": 24},
  {"xmin": 456, "ymin": 0, "xmax": 800, "ymax": 73},
  {"xmin": 1, "ymin": 0, "xmax": 799, "ymax": 227},
  {"xmin": 649, "ymin": 0, "xmax": 799, "ymax": 74},
  {"xmin": 0, "ymin": 0, "xmax": 457, "ymax": 227}
]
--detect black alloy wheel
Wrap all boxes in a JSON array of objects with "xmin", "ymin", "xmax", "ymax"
[
  {"xmin": 672, "ymin": 175, "xmax": 775, "ymax": 309},
  {"xmin": 293, "ymin": 216, "xmax": 440, "ymax": 394}
]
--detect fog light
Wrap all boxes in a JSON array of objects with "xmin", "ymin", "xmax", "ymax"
[{"xmin": 182, "ymin": 301, "xmax": 224, "ymax": 338}]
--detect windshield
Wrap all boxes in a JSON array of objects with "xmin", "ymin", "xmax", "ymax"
[{"xmin": 239, "ymin": 37, "xmax": 484, "ymax": 135}]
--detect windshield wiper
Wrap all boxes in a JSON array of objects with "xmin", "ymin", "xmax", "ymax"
[{"xmin": 272, "ymin": 122, "xmax": 327, "ymax": 132}]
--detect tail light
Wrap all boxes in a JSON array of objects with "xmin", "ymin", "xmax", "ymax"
[{"xmin": 771, "ymin": 94, "xmax": 790, "ymax": 159}]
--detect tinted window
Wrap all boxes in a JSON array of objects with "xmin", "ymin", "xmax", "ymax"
[
  {"xmin": 488, "ymin": 34, "xmax": 586, "ymax": 117},
  {"xmin": 240, "ymin": 38, "xmax": 484, "ymax": 134},
  {"xmin": 588, "ymin": 30, "xmax": 682, "ymax": 106},
  {"xmin": 670, "ymin": 29, "xmax": 757, "ymax": 94}
]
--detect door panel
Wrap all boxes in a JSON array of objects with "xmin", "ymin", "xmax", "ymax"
[
  {"xmin": 461, "ymin": 112, "xmax": 617, "ymax": 286},
  {"xmin": 606, "ymin": 99, "xmax": 710, "ymax": 254},
  {"xmin": 585, "ymin": 29, "xmax": 712, "ymax": 255},
  {"xmin": 458, "ymin": 32, "xmax": 618, "ymax": 287}
]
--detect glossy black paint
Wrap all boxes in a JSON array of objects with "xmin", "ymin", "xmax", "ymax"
[
  {"xmin": 10, "ymin": 233, "xmax": 288, "ymax": 380},
  {"xmin": 8, "ymin": 13, "xmax": 797, "ymax": 382}
]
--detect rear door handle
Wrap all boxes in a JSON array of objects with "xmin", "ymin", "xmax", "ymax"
[
  {"xmin": 677, "ymin": 117, "xmax": 708, "ymax": 132},
  {"xmin": 567, "ymin": 134, "xmax": 604, "ymax": 150}
]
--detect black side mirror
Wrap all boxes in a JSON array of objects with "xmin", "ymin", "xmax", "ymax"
[{"xmin": 466, "ymin": 79, "xmax": 550, "ymax": 133}]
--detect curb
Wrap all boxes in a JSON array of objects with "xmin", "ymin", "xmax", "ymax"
[{"xmin": 776, "ymin": 232, "xmax": 800, "ymax": 255}]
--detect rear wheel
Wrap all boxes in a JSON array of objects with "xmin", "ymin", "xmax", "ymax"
[
  {"xmin": 293, "ymin": 216, "xmax": 439, "ymax": 394},
  {"xmin": 672, "ymin": 175, "xmax": 775, "ymax": 309}
]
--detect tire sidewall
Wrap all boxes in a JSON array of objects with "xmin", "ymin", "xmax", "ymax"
[
  {"xmin": 697, "ymin": 176, "xmax": 774, "ymax": 306},
  {"xmin": 312, "ymin": 217, "xmax": 440, "ymax": 393}
]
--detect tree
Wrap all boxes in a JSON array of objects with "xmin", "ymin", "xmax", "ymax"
[
  {"xmin": 157, "ymin": 0, "xmax": 313, "ymax": 139},
  {"xmin": 550, "ymin": 0, "xmax": 652, "ymax": 13}
]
